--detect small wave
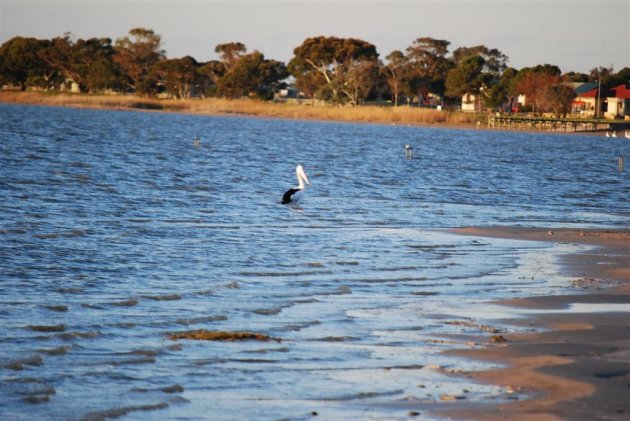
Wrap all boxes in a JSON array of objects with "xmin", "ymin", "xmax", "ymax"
[
  {"xmin": 132, "ymin": 384, "xmax": 184, "ymax": 394},
  {"xmin": 243, "ymin": 347, "xmax": 291, "ymax": 354},
  {"xmin": 410, "ymin": 291, "xmax": 439, "ymax": 296},
  {"xmin": 280, "ymin": 321, "xmax": 321, "ymax": 332},
  {"xmin": 56, "ymin": 330, "xmax": 101, "ymax": 340},
  {"xmin": 311, "ymin": 336, "xmax": 357, "ymax": 342},
  {"xmin": 0, "ymin": 228, "xmax": 27, "ymax": 235},
  {"xmin": 354, "ymin": 276, "xmax": 428, "ymax": 283},
  {"xmin": 103, "ymin": 357, "xmax": 156, "ymax": 366},
  {"xmin": 162, "ymin": 218, "xmax": 204, "ymax": 224},
  {"xmin": 56, "ymin": 287, "xmax": 84, "ymax": 294},
  {"xmin": 26, "ymin": 324, "xmax": 66, "ymax": 332},
  {"xmin": 292, "ymin": 298, "xmax": 319, "ymax": 304},
  {"xmin": 252, "ymin": 307, "xmax": 283, "ymax": 316},
  {"xmin": 34, "ymin": 229, "xmax": 86, "ymax": 240},
  {"xmin": 124, "ymin": 349, "xmax": 160, "ymax": 357},
  {"xmin": 384, "ymin": 364, "xmax": 425, "ymax": 370},
  {"xmin": 305, "ymin": 262, "xmax": 326, "ymax": 268},
  {"xmin": 23, "ymin": 394, "xmax": 51, "ymax": 404},
  {"xmin": 174, "ymin": 315, "xmax": 228, "ymax": 325},
  {"xmin": 109, "ymin": 298, "xmax": 139, "ymax": 307},
  {"xmin": 43, "ymin": 305, "xmax": 69, "ymax": 312},
  {"xmin": 320, "ymin": 389, "xmax": 404, "ymax": 401},
  {"xmin": 195, "ymin": 281, "xmax": 240, "ymax": 296},
  {"xmin": 38, "ymin": 346, "xmax": 71, "ymax": 356},
  {"xmin": 334, "ymin": 261, "xmax": 360, "ymax": 266},
  {"xmin": 239, "ymin": 270, "xmax": 333, "ymax": 277},
  {"xmin": 14, "ymin": 179, "xmax": 39, "ymax": 185},
  {"xmin": 372, "ymin": 266, "xmax": 419, "ymax": 272},
  {"xmin": 4, "ymin": 377, "xmax": 56, "ymax": 404},
  {"xmin": 2, "ymin": 354, "xmax": 44, "ymax": 370},
  {"xmin": 407, "ymin": 244, "xmax": 457, "ymax": 251},
  {"xmin": 81, "ymin": 303, "xmax": 105, "ymax": 309},
  {"xmin": 80, "ymin": 402, "xmax": 168, "ymax": 421},
  {"xmin": 319, "ymin": 286, "xmax": 352, "ymax": 296},
  {"xmin": 141, "ymin": 293, "xmax": 182, "ymax": 301}
]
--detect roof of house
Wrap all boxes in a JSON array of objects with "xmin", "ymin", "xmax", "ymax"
[
  {"xmin": 573, "ymin": 82, "xmax": 598, "ymax": 95},
  {"xmin": 608, "ymin": 84, "xmax": 630, "ymax": 99},
  {"xmin": 578, "ymin": 88, "xmax": 598, "ymax": 98}
]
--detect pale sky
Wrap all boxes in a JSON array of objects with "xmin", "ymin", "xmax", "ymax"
[{"xmin": 1, "ymin": 0, "xmax": 628, "ymax": 73}]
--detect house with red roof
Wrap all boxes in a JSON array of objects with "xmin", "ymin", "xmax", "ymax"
[
  {"xmin": 605, "ymin": 84, "xmax": 630, "ymax": 119},
  {"xmin": 571, "ymin": 85, "xmax": 599, "ymax": 116}
]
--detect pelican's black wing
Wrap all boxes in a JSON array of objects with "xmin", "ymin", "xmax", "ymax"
[{"xmin": 282, "ymin": 188, "xmax": 300, "ymax": 205}]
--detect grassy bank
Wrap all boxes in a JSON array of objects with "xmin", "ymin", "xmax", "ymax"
[{"xmin": 0, "ymin": 91, "xmax": 482, "ymax": 127}]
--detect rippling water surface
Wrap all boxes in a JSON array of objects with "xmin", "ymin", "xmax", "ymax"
[{"xmin": 0, "ymin": 104, "xmax": 628, "ymax": 420}]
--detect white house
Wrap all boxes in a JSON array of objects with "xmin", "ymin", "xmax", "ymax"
[{"xmin": 605, "ymin": 84, "xmax": 630, "ymax": 119}]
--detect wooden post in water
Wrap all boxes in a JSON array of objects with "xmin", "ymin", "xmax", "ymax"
[{"xmin": 619, "ymin": 156, "xmax": 624, "ymax": 172}]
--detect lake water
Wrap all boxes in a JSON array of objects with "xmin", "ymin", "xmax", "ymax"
[{"xmin": 0, "ymin": 104, "xmax": 628, "ymax": 420}]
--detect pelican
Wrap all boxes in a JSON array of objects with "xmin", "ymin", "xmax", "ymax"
[
  {"xmin": 282, "ymin": 165, "xmax": 311, "ymax": 205},
  {"xmin": 612, "ymin": 131, "xmax": 617, "ymax": 138}
]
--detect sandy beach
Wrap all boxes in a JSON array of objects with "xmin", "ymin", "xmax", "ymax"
[{"xmin": 442, "ymin": 227, "xmax": 630, "ymax": 420}]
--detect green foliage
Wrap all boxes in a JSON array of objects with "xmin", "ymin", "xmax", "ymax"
[
  {"xmin": 2, "ymin": 27, "xmax": 625, "ymax": 111},
  {"xmin": 541, "ymin": 84, "xmax": 576, "ymax": 117},
  {"xmin": 215, "ymin": 49, "xmax": 288, "ymax": 99},
  {"xmin": 452, "ymin": 45, "xmax": 508, "ymax": 77},
  {"xmin": 153, "ymin": 56, "xmax": 199, "ymax": 99},
  {"xmin": 405, "ymin": 37, "xmax": 453, "ymax": 100},
  {"xmin": 289, "ymin": 36, "xmax": 379, "ymax": 105},
  {"xmin": 445, "ymin": 55, "xmax": 488, "ymax": 99},
  {"xmin": 0, "ymin": 37, "xmax": 49, "ymax": 89},
  {"xmin": 486, "ymin": 67, "xmax": 518, "ymax": 109},
  {"xmin": 382, "ymin": 50, "xmax": 407, "ymax": 105},
  {"xmin": 114, "ymin": 28, "xmax": 165, "ymax": 95},
  {"xmin": 511, "ymin": 66, "xmax": 563, "ymax": 113}
]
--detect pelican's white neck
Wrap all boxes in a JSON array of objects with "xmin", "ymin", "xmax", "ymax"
[{"xmin": 295, "ymin": 165, "xmax": 310, "ymax": 189}]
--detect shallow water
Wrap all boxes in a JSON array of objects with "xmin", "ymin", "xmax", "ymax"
[{"xmin": 0, "ymin": 104, "xmax": 628, "ymax": 420}]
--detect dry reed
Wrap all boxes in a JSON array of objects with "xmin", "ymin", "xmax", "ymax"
[{"xmin": 0, "ymin": 91, "xmax": 481, "ymax": 127}]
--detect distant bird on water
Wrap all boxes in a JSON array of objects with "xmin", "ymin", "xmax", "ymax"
[{"xmin": 282, "ymin": 165, "xmax": 311, "ymax": 205}]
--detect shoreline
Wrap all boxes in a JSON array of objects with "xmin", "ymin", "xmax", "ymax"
[
  {"xmin": 0, "ymin": 90, "xmax": 481, "ymax": 130},
  {"xmin": 441, "ymin": 227, "xmax": 630, "ymax": 420},
  {"xmin": 1, "ymin": 91, "xmax": 607, "ymax": 136}
]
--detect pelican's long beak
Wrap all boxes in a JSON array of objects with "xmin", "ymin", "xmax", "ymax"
[{"xmin": 297, "ymin": 165, "xmax": 311, "ymax": 186}]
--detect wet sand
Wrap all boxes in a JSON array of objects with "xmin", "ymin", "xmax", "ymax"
[{"xmin": 442, "ymin": 227, "xmax": 630, "ymax": 420}]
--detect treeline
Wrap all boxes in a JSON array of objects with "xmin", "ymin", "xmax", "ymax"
[{"xmin": 1, "ymin": 28, "xmax": 628, "ymax": 113}]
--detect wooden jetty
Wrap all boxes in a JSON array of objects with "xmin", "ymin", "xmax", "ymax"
[{"xmin": 487, "ymin": 114, "xmax": 630, "ymax": 133}]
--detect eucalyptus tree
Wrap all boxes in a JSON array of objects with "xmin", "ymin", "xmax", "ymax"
[
  {"xmin": 113, "ymin": 28, "xmax": 165, "ymax": 95},
  {"xmin": 511, "ymin": 65, "xmax": 562, "ymax": 114},
  {"xmin": 541, "ymin": 84, "xmax": 576, "ymax": 117},
  {"xmin": 153, "ymin": 56, "xmax": 199, "ymax": 99},
  {"xmin": 485, "ymin": 67, "xmax": 518, "ymax": 110},
  {"xmin": 452, "ymin": 45, "xmax": 508, "ymax": 77},
  {"xmin": 0, "ymin": 36, "xmax": 49, "ymax": 89},
  {"xmin": 445, "ymin": 55, "xmax": 488, "ymax": 105},
  {"xmin": 196, "ymin": 60, "xmax": 224, "ymax": 96},
  {"xmin": 212, "ymin": 47, "xmax": 288, "ymax": 99},
  {"xmin": 38, "ymin": 35, "xmax": 120, "ymax": 93},
  {"xmin": 215, "ymin": 42, "xmax": 247, "ymax": 71},
  {"xmin": 289, "ymin": 36, "xmax": 379, "ymax": 106},
  {"xmin": 382, "ymin": 50, "xmax": 407, "ymax": 106},
  {"xmin": 405, "ymin": 37, "xmax": 452, "ymax": 101}
]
